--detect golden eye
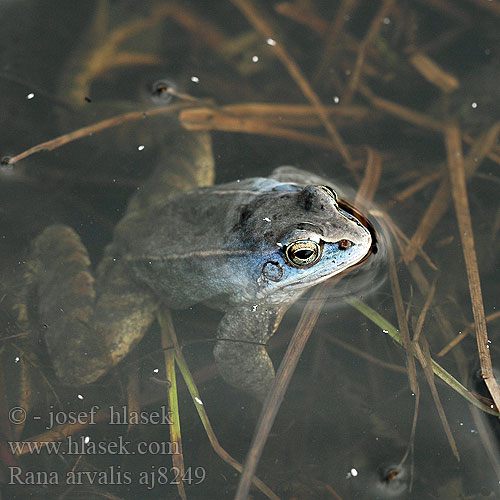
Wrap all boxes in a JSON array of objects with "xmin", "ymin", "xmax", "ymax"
[
  {"xmin": 318, "ymin": 185, "xmax": 337, "ymax": 200},
  {"xmin": 285, "ymin": 240, "xmax": 322, "ymax": 267}
]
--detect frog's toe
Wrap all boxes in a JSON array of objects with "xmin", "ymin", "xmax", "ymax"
[{"xmin": 47, "ymin": 319, "xmax": 110, "ymax": 384}]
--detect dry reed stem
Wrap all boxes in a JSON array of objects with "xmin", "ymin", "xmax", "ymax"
[
  {"xmin": 393, "ymin": 171, "xmax": 443, "ymax": 203},
  {"xmin": 404, "ymin": 122, "xmax": 500, "ymax": 263},
  {"xmin": 355, "ymin": 147, "xmax": 382, "ymax": 205},
  {"xmin": 438, "ymin": 311, "xmax": 500, "ymax": 358},
  {"xmin": 469, "ymin": 404, "xmax": 500, "ymax": 481},
  {"xmin": 126, "ymin": 371, "xmax": 141, "ymax": 434},
  {"xmin": 403, "ymin": 178, "xmax": 450, "ymax": 263},
  {"xmin": 323, "ymin": 334, "xmax": 408, "ymax": 374},
  {"xmin": 4, "ymin": 103, "xmax": 193, "ymax": 165},
  {"xmin": 462, "ymin": 122, "xmax": 500, "ymax": 173},
  {"xmin": 445, "ymin": 121, "xmax": 500, "ymax": 412},
  {"xmin": 155, "ymin": 2, "xmax": 229, "ymax": 48},
  {"xmin": 342, "ymin": 0, "xmax": 396, "ymax": 105},
  {"xmin": 233, "ymin": 281, "xmax": 330, "ymax": 500},
  {"xmin": 361, "ymin": 85, "xmax": 500, "ymax": 165},
  {"xmin": 398, "ymin": 385, "xmax": 419, "ymax": 474},
  {"xmin": 324, "ymin": 484, "xmax": 344, "ymax": 500},
  {"xmin": 313, "ymin": 0, "xmax": 360, "ymax": 83},
  {"xmin": 464, "ymin": 135, "xmax": 500, "ymax": 165},
  {"xmin": 414, "ymin": 339, "xmax": 460, "ymax": 459},
  {"xmin": 159, "ymin": 311, "xmax": 186, "ymax": 500},
  {"xmin": 185, "ymin": 102, "xmax": 370, "ymax": 126},
  {"xmin": 274, "ymin": 2, "xmax": 327, "ymax": 35},
  {"xmin": 388, "ymin": 245, "xmax": 419, "ymax": 395},
  {"xmin": 379, "ymin": 212, "xmax": 437, "ymax": 270},
  {"xmin": 180, "ymin": 108, "xmax": 341, "ymax": 152},
  {"xmin": 230, "ymin": 0, "xmax": 352, "ymax": 163},
  {"xmin": 409, "ymin": 53, "xmax": 459, "ymax": 93},
  {"xmin": 413, "ymin": 280, "xmax": 437, "ymax": 344},
  {"xmin": 64, "ymin": 3, "xmax": 165, "ymax": 102},
  {"xmin": 360, "ymin": 84, "xmax": 444, "ymax": 132}
]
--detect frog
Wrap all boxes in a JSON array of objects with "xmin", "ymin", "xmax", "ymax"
[{"xmin": 18, "ymin": 116, "xmax": 375, "ymax": 400}]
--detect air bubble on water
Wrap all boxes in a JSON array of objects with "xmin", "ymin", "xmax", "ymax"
[
  {"xmin": 346, "ymin": 467, "xmax": 358, "ymax": 479},
  {"xmin": 26, "ymin": 92, "xmax": 35, "ymax": 100},
  {"xmin": 266, "ymin": 38, "xmax": 276, "ymax": 46}
]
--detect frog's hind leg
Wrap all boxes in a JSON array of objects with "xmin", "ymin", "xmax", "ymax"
[
  {"xmin": 125, "ymin": 126, "xmax": 214, "ymax": 214},
  {"xmin": 213, "ymin": 305, "xmax": 283, "ymax": 401},
  {"xmin": 22, "ymin": 225, "xmax": 157, "ymax": 384}
]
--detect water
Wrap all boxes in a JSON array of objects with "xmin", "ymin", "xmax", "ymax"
[{"xmin": 1, "ymin": 1, "xmax": 500, "ymax": 499}]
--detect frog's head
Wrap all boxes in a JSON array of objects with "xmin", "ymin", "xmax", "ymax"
[{"xmin": 238, "ymin": 183, "xmax": 375, "ymax": 300}]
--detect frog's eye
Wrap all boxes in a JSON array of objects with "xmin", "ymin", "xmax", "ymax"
[
  {"xmin": 150, "ymin": 79, "xmax": 177, "ymax": 104},
  {"xmin": 318, "ymin": 185, "xmax": 337, "ymax": 200},
  {"xmin": 284, "ymin": 240, "xmax": 322, "ymax": 267}
]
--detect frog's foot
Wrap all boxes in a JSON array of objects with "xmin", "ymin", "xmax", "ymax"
[
  {"xmin": 23, "ymin": 225, "xmax": 157, "ymax": 384},
  {"xmin": 213, "ymin": 305, "xmax": 282, "ymax": 401}
]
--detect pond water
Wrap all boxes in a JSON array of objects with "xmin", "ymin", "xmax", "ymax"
[{"xmin": 1, "ymin": 1, "xmax": 500, "ymax": 499}]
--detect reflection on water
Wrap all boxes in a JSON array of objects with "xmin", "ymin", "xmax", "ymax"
[{"xmin": 1, "ymin": 0, "xmax": 500, "ymax": 498}]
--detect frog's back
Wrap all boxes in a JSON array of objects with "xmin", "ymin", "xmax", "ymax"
[{"xmin": 112, "ymin": 177, "xmax": 283, "ymax": 308}]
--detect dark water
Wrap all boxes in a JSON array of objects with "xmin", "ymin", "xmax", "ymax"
[{"xmin": 1, "ymin": 1, "xmax": 500, "ymax": 499}]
